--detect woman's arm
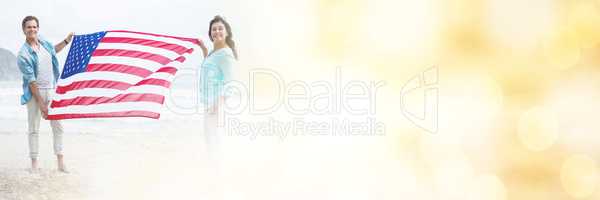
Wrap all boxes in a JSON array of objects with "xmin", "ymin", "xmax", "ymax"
[
  {"xmin": 198, "ymin": 39, "xmax": 208, "ymax": 58},
  {"xmin": 220, "ymin": 54, "xmax": 235, "ymax": 83},
  {"xmin": 55, "ymin": 32, "xmax": 74, "ymax": 53}
]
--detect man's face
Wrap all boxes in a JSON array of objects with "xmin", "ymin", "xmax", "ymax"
[{"xmin": 23, "ymin": 20, "xmax": 38, "ymax": 39}]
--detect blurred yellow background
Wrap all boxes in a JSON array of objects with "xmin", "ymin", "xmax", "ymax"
[{"xmin": 310, "ymin": 0, "xmax": 600, "ymax": 199}]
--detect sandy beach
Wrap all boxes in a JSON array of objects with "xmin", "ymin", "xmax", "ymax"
[
  {"xmin": 0, "ymin": 81, "xmax": 410, "ymax": 200},
  {"xmin": 0, "ymin": 81, "xmax": 210, "ymax": 199}
]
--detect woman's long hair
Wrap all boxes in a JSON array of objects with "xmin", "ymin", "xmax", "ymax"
[{"xmin": 209, "ymin": 15, "xmax": 238, "ymax": 60}]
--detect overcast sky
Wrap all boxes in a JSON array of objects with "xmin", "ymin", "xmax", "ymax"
[{"xmin": 0, "ymin": 0, "xmax": 318, "ymax": 68}]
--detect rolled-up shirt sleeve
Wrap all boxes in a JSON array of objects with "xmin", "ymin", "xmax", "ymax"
[{"xmin": 17, "ymin": 54, "xmax": 36, "ymax": 84}]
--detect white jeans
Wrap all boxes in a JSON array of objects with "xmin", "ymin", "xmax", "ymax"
[
  {"xmin": 204, "ymin": 97, "xmax": 225, "ymax": 163},
  {"xmin": 26, "ymin": 88, "xmax": 63, "ymax": 159}
]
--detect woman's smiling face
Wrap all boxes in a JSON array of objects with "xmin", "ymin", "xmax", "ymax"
[{"xmin": 210, "ymin": 21, "xmax": 228, "ymax": 43}]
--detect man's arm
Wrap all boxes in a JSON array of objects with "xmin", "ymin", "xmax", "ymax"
[
  {"xmin": 29, "ymin": 82, "xmax": 48, "ymax": 119},
  {"xmin": 17, "ymin": 54, "xmax": 47, "ymax": 118},
  {"xmin": 54, "ymin": 32, "xmax": 74, "ymax": 53}
]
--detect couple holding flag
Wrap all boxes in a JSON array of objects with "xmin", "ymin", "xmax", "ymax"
[{"xmin": 16, "ymin": 15, "xmax": 237, "ymax": 172}]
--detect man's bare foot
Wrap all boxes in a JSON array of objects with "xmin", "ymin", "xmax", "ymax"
[
  {"xmin": 57, "ymin": 155, "xmax": 69, "ymax": 173},
  {"xmin": 28, "ymin": 159, "xmax": 40, "ymax": 173},
  {"xmin": 31, "ymin": 158, "xmax": 38, "ymax": 171},
  {"xmin": 58, "ymin": 167, "xmax": 69, "ymax": 173}
]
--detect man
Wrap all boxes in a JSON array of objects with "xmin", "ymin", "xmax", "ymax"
[{"xmin": 16, "ymin": 15, "xmax": 73, "ymax": 172}]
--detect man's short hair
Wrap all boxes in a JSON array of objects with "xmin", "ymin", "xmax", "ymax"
[{"xmin": 21, "ymin": 16, "xmax": 39, "ymax": 29}]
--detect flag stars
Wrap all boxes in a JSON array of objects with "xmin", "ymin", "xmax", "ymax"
[{"xmin": 60, "ymin": 31, "xmax": 105, "ymax": 79}]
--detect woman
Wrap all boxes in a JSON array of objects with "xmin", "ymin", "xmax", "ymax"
[{"xmin": 198, "ymin": 15, "xmax": 238, "ymax": 161}]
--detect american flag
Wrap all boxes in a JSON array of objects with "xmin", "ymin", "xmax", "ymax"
[{"xmin": 47, "ymin": 30, "xmax": 199, "ymax": 120}]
